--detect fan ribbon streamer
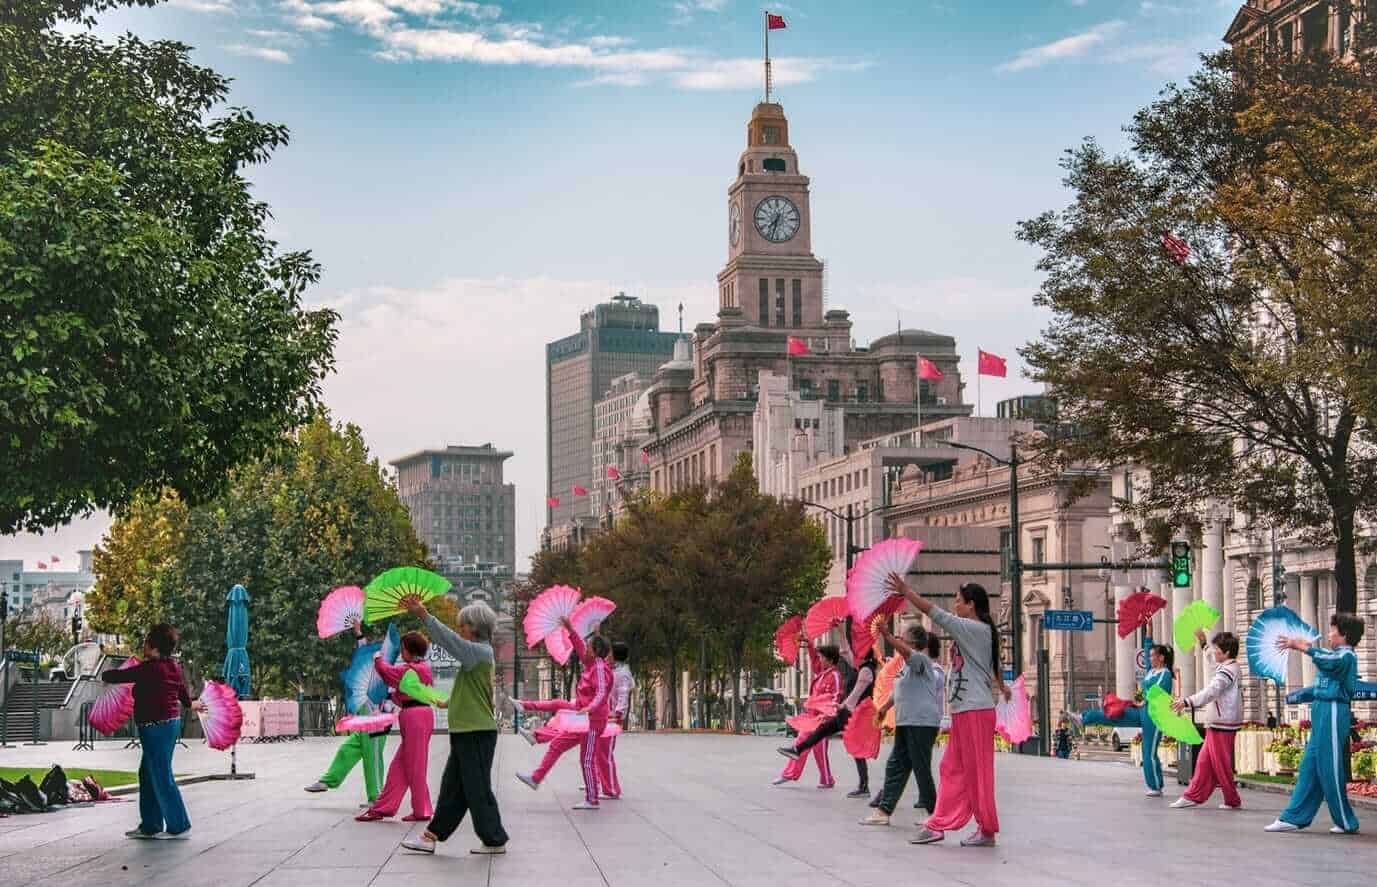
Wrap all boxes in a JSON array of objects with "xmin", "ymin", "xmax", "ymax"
[
  {"xmin": 337, "ymin": 712, "xmax": 399, "ymax": 733},
  {"xmin": 90, "ymin": 657, "xmax": 140, "ymax": 736},
  {"xmin": 363, "ymin": 566, "xmax": 451, "ymax": 624},
  {"xmin": 845, "ymin": 538, "xmax": 923, "ymax": 625},
  {"xmin": 803, "ymin": 597, "xmax": 848, "ymax": 641},
  {"xmin": 547, "ymin": 710, "xmax": 623, "ymax": 737},
  {"xmin": 547, "ymin": 595, "xmax": 617, "ymax": 665},
  {"xmin": 1246, "ymin": 606, "xmax": 1320, "ymax": 685},
  {"xmin": 523, "ymin": 585, "xmax": 582, "ymax": 653},
  {"xmin": 872, "ymin": 653, "xmax": 904, "ymax": 730},
  {"xmin": 317, "ymin": 585, "xmax": 365, "ymax": 639}
]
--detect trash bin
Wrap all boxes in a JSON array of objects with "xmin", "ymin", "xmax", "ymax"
[
  {"xmin": 1018, "ymin": 735, "xmax": 1041, "ymax": 755},
  {"xmin": 1177, "ymin": 741, "xmax": 1197, "ymax": 785}
]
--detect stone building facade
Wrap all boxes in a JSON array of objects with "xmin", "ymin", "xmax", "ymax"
[
  {"xmin": 391, "ymin": 444, "xmax": 516, "ymax": 575},
  {"xmin": 1225, "ymin": 1, "xmax": 1376, "ymax": 57}
]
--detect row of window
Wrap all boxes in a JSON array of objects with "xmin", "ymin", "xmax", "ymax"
[
  {"xmin": 801, "ymin": 468, "xmax": 870, "ymax": 503},
  {"xmin": 757, "ymin": 278, "xmax": 804, "ymax": 328},
  {"xmin": 653, "ymin": 444, "xmax": 719, "ymax": 493}
]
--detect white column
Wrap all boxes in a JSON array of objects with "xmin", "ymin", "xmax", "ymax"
[
  {"xmin": 1158, "ymin": 581, "xmax": 1174, "ymax": 648},
  {"xmin": 1173, "ymin": 583, "xmax": 1198, "ymax": 700},
  {"xmin": 1285, "ymin": 575, "xmax": 1304, "ymax": 691},
  {"xmin": 1300, "ymin": 574, "xmax": 1319, "ymax": 686},
  {"xmin": 1114, "ymin": 584, "xmax": 1136, "ymax": 698},
  {"xmin": 1222, "ymin": 557, "xmax": 1235, "ymax": 634},
  {"xmin": 1202, "ymin": 520, "xmax": 1225, "ymax": 620}
]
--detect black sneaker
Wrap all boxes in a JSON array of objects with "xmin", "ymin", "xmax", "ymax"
[
  {"xmin": 777, "ymin": 746, "xmax": 800, "ymax": 761},
  {"xmin": 846, "ymin": 788, "xmax": 869, "ymax": 799}
]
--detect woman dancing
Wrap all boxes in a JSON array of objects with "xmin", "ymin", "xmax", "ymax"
[
  {"xmin": 885, "ymin": 576, "xmax": 1009, "ymax": 848},
  {"xmin": 773, "ymin": 640, "xmax": 843, "ymax": 788},
  {"xmin": 862, "ymin": 625, "xmax": 944, "ymax": 825},
  {"xmin": 780, "ymin": 637, "xmax": 878, "ymax": 799},
  {"xmin": 357, "ymin": 631, "xmax": 438, "ymax": 822},
  {"xmin": 1068, "ymin": 644, "xmax": 1174, "ymax": 796}
]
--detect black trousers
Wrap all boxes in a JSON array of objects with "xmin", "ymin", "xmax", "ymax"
[
  {"xmin": 877, "ymin": 725, "xmax": 938, "ymax": 815},
  {"xmin": 428, "ymin": 731, "xmax": 508, "ymax": 847},
  {"xmin": 795, "ymin": 710, "xmax": 868, "ymax": 791}
]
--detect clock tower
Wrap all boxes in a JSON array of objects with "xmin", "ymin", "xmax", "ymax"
[{"xmin": 717, "ymin": 102, "xmax": 825, "ymax": 331}]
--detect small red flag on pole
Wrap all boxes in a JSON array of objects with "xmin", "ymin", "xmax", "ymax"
[
  {"xmin": 572, "ymin": 485, "xmax": 589, "ymax": 496},
  {"xmin": 606, "ymin": 466, "xmax": 622, "ymax": 481},
  {"xmin": 640, "ymin": 451, "xmax": 650, "ymax": 465},
  {"xmin": 547, "ymin": 496, "xmax": 560, "ymax": 508},
  {"xmin": 50, "ymin": 554, "xmax": 61, "ymax": 563},
  {"xmin": 1161, "ymin": 231, "xmax": 1190, "ymax": 264},
  {"xmin": 767, "ymin": 13, "xmax": 787, "ymax": 29},
  {"xmin": 977, "ymin": 350, "xmax": 1007, "ymax": 378},
  {"xmin": 786, "ymin": 336, "xmax": 810, "ymax": 356},
  {"xmin": 37, "ymin": 561, "xmax": 48, "ymax": 570},
  {"xmin": 917, "ymin": 357, "xmax": 945, "ymax": 382}
]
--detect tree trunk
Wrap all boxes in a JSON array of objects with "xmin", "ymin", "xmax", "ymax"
[
  {"xmin": 668, "ymin": 651, "xmax": 680, "ymax": 729},
  {"xmin": 1332, "ymin": 505, "xmax": 1358, "ymax": 615}
]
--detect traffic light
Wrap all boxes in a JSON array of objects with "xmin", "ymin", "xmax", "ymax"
[{"xmin": 1171, "ymin": 541, "xmax": 1191, "ymax": 588}]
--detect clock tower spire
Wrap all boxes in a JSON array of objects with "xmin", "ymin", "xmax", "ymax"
[{"xmin": 717, "ymin": 102, "xmax": 824, "ymax": 331}]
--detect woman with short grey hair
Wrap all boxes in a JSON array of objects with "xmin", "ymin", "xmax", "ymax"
[{"xmin": 396, "ymin": 597, "xmax": 508, "ymax": 856}]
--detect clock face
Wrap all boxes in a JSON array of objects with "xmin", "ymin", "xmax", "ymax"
[
  {"xmin": 754, "ymin": 196, "xmax": 800, "ymax": 243},
  {"xmin": 729, "ymin": 203, "xmax": 741, "ymax": 247}
]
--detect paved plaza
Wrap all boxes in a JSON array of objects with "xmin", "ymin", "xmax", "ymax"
[{"xmin": 2, "ymin": 733, "xmax": 1375, "ymax": 886}]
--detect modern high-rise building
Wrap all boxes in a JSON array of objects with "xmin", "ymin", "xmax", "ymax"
[
  {"xmin": 391, "ymin": 444, "xmax": 516, "ymax": 576},
  {"xmin": 545, "ymin": 293, "xmax": 680, "ymax": 528}
]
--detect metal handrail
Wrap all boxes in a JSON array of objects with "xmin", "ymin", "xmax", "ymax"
[{"xmin": 62, "ymin": 653, "xmax": 107, "ymax": 709}]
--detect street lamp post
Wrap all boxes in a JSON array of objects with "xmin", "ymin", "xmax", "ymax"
[{"xmin": 797, "ymin": 500, "xmax": 900, "ymax": 573}]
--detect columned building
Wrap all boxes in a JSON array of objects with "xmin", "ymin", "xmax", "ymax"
[{"xmin": 1225, "ymin": 1, "xmax": 1375, "ymax": 57}]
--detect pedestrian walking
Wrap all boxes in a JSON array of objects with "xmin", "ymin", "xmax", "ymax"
[{"xmin": 861, "ymin": 625, "xmax": 943, "ymax": 826}]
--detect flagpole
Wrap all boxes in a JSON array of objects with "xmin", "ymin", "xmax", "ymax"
[
  {"xmin": 978, "ymin": 357, "xmax": 982, "ymax": 419},
  {"xmin": 763, "ymin": 10, "xmax": 770, "ymax": 102}
]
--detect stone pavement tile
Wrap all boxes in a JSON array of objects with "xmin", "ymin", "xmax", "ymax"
[
  {"xmin": 0, "ymin": 852, "xmax": 104, "ymax": 884},
  {"xmin": 285, "ymin": 818, "xmax": 414, "ymax": 868},
  {"xmin": 253, "ymin": 865, "xmax": 382, "ymax": 886}
]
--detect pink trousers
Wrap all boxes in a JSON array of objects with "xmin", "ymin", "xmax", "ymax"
[
  {"xmin": 926, "ymin": 709, "xmax": 998, "ymax": 836},
  {"xmin": 530, "ymin": 714, "xmax": 606, "ymax": 805},
  {"xmin": 1182, "ymin": 728, "xmax": 1241, "ymax": 808},
  {"xmin": 595, "ymin": 733, "xmax": 620, "ymax": 798},
  {"xmin": 367, "ymin": 705, "xmax": 433, "ymax": 818},
  {"xmin": 779, "ymin": 737, "xmax": 833, "ymax": 786}
]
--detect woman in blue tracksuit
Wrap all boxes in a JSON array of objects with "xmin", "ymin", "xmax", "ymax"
[
  {"xmin": 1070, "ymin": 644, "xmax": 1174, "ymax": 796},
  {"xmin": 1265, "ymin": 613, "xmax": 1364, "ymax": 835}
]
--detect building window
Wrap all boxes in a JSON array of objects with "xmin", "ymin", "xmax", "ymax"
[
  {"xmin": 1279, "ymin": 21, "xmax": 1294, "ymax": 58},
  {"xmin": 1031, "ymin": 536, "xmax": 1046, "ymax": 577},
  {"xmin": 791, "ymin": 279, "xmax": 802, "ymax": 328},
  {"xmin": 827, "ymin": 379, "xmax": 840, "ymax": 401},
  {"xmin": 1302, "ymin": 4, "xmax": 1329, "ymax": 55},
  {"xmin": 918, "ymin": 379, "xmax": 930, "ymax": 404},
  {"xmin": 775, "ymin": 278, "xmax": 786, "ymax": 327},
  {"xmin": 762, "ymin": 125, "xmax": 780, "ymax": 145},
  {"xmin": 759, "ymin": 279, "xmax": 769, "ymax": 327},
  {"xmin": 856, "ymin": 383, "xmax": 868, "ymax": 402}
]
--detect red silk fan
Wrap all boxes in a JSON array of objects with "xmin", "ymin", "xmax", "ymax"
[
  {"xmin": 843, "ymin": 698, "xmax": 882, "ymax": 759},
  {"xmin": 872, "ymin": 653, "xmax": 904, "ymax": 730},
  {"xmin": 1102, "ymin": 693, "xmax": 1137, "ymax": 720},
  {"xmin": 1117, "ymin": 590, "xmax": 1167, "ymax": 639},
  {"xmin": 849, "ymin": 612, "xmax": 887, "ymax": 659},
  {"xmin": 774, "ymin": 615, "xmax": 804, "ymax": 666},
  {"xmin": 803, "ymin": 597, "xmax": 848, "ymax": 641}
]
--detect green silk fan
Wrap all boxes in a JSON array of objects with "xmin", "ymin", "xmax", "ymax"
[
  {"xmin": 363, "ymin": 566, "xmax": 450, "ymax": 623},
  {"xmin": 399, "ymin": 669, "xmax": 448, "ymax": 707},
  {"xmin": 1173, "ymin": 600, "xmax": 1221, "ymax": 653},
  {"xmin": 1145, "ymin": 685, "xmax": 1203, "ymax": 745}
]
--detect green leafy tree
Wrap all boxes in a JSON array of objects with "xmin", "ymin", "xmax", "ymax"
[
  {"xmin": 86, "ymin": 488, "xmax": 188, "ymax": 640},
  {"xmin": 1019, "ymin": 43, "xmax": 1377, "ymax": 613},
  {"xmin": 4, "ymin": 612, "xmax": 71, "ymax": 660},
  {"xmin": 0, "ymin": 0, "xmax": 337, "ymax": 534}
]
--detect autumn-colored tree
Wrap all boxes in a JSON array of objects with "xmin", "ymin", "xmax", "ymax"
[
  {"xmin": 86, "ymin": 488, "xmax": 187, "ymax": 640},
  {"xmin": 4, "ymin": 611, "xmax": 70, "ymax": 660},
  {"xmin": 1019, "ymin": 42, "xmax": 1377, "ymax": 612}
]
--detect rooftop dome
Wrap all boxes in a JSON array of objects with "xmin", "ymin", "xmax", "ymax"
[
  {"xmin": 657, "ymin": 335, "xmax": 693, "ymax": 373},
  {"xmin": 869, "ymin": 328, "xmax": 957, "ymax": 350}
]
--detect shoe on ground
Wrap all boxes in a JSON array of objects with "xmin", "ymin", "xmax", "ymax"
[
  {"xmin": 1145, "ymin": 789, "xmax": 1163, "ymax": 798},
  {"xmin": 910, "ymin": 827, "xmax": 944, "ymax": 845},
  {"xmin": 515, "ymin": 772, "xmax": 538, "ymax": 791},
  {"xmin": 303, "ymin": 782, "xmax": 329, "ymax": 793},
  {"xmin": 770, "ymin": 777, "xmax": 790, "ymax": 786},
  {"xmin": 1218, "ymin": 802, "xmax": 1241, "ymax": 810},
  {"xmin": 816, "ymin": 783, "xmax": 835, "ymax": 790},
  {"xmin": 518, "ymin": 729, "xmax": 537, "ymax": 747},
  {"xmin": 571, "ymin": 801, "xmax": 600, "ymax": 811},
  {"xmin": 471, "ymin": 844, "xmax": 507, "ymax": 854},
  {"xmin": 860, "ymin": 810, "xmax": 890, "ymax": 826},
  {"xmin": 355, "ymin": 810, "xmax": 386, "ymax": 822},
  {"xmin": 601, "ymin": 793, "xmax": 620, "ymax": 800},
  {"xmin": 960, "ymin": 831, "xmax": 997, "ymax": 848},
  {"xmin": 401, "ymin": 814, "xmax": 428, "ymax": 822},
  {"xmin": 1264, "ymin": 820, "xmax": 1300, "ymax": 833},
  {"xmin": 1330, "ymin": 826, "xmax": 1358, "ymax": 835},
  {"xmin": 358, "ymin": 802, "xmax": 372, "ymax": 809},
  {"xmin": 402, "ymin": 835, "xmax": 436, "ymax": 854},
  {"xmin": 846, "ymin": 788, "xmax": 870, "ymax": 799},
  {"xmin": 777, "ymin": 746, "xmax": 800, "ymax": 761},
  {"xmin": 1169, "ymin": 797, "xmax": 1198, "ymax": 809},
  {"xmin": 163, "ymin": 829, "xmax": 191, "ymax": 840},
  {"xmin": 125, "ymin": 829, "xmax": 159, "ymax": 839},
  {"xmin": 868, "ymin": 795, "xmax": 881, "ymax": 808}
]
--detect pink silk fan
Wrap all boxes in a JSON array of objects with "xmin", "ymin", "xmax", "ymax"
[
  {"xmin": 995, "ymin": 674, "xmax": 1032, "ymax": 745},
  {"xmin": 523, "ymin": 585, "xmax": 582, "ymax": 652},
  {"xmin": 197, "ymin": 681, "xmax": 244, "ymax": 750},
  {"xmin": 336, "ymin": 712, "xmax": 399, "ymax": 733},
  {"xmin": 545, "ymin": 595, "xmax": 617, "ymax": 665},
  {"xmin": 90, "ymin": 657, "xmax": 139, "ymax": 735},
  {"xmin": 803, "ymin": 597, "xmax": 848, "ymax": 641},
  {"xmin": 843, "ymin": 698, "xmax": 882, "ymax": 759},
  {"xmin": 316, "ymin": 585, "xmax": 365, "ymax": 638},
  {"xmin": 845, "ymin": 538, "xmax": 923, "ymax": 624},
  {"xmin": 548, "ymin": 710, "xmax": 623, "ymax": 737},
  {"xmin": 774, "ymin": 615, "xmax": 804, "ymax": 666}
]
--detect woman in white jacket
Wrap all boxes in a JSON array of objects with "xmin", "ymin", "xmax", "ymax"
[{"xmin": 1170, "ymin": 629, "xmax": 1243, "ymax": 810}]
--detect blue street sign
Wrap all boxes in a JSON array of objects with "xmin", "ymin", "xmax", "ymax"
[
  {"xmin": 1043, "ymin": 609, "xmax": 1094, "ymax": 632},
  {"xmin": 1002, "ymin": 669, "xmax": 1014, "ymax": 682},
  {"xmin": 5, "ymin": 649, "xmax": 39, "ymax": 664}
]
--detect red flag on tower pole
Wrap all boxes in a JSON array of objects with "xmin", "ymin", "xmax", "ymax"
[
  {"xmin": 917, "ymin": 357, "xmax": 945, "ymax": 381},
  {"xmin": 572, "ymin": 485, "xmax": 589, "ymax": 497},
  {"xmin": 37, "ymin": 561, "xmax": 48, "ymax": 570},
  {"xmin": 640, "ymin": 450, "xmax": 650, "ymax": 465},
  {"xmin": 786, "ymin": 336, "xmax": 810, "ymax": 356},
  {"xmin": 977, "ymin": 350, "xmax": 1007, "ymax": 378},
  {"xmin": 606, "ymin": 466, "xmax": 622, "ymax": 481},
  {"xmin": 767, "ymin": 13, "xmax": 787, "ymax": 29},
  {"xmin": 764, "ymin": 11, "xmax": 787, "ymax": 102}
]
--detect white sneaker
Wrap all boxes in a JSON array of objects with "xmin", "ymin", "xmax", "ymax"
[
  {"xmin": 771, "ymin": 777, "xmax": 790, "ymax": 786},
  {"xmin": 163, "ymin": 829, "xmax": 191, "ymax": 840},
  {"xmin": 303, "ymin": 781, "xmax": 328, "ymax": 793},
  {"xmin": 518, "ymin": 728, "xmax": 537, "ymax": 747},
  {"xmin": 470, "ymin": 844, "xmax": 507, "ymax": 854},
  {"xmin": 571, "ymin": 801, "xmax": 600, "ymax": 811},
  {"xmin": 1330, "ymin": 826, "xmax": 1358, "ymax": 835},
  {"xmin": 859, "ymin": 810, "xmax": 890, "ymax": 826},
  {"xmin": 1169, "ymin": 798, "xmax": 1198, "ymax": 809},
  {"xmin": 910, "ymin": 827, "xmax": 944, "ymax": 845},
  {"xmin": 402, "ymin": 835, "xmax": 436, "ymax": 853},
  {"xmin": 1264, "ymin": 820, "xmax": 1300, "ymax": 833},
  {"xmin": 1218, "ymin": 802, "xmax": 1241, "ymax": 810},
  {"xmin": 515, "ymin": 772, "xmax": 538, "ymax": 791},
  {"xmin": 125, "ymin": 829, "xmax": 159, "ymax": 839},
  {"xmin": 1145, "ymin": 789, "xmax": 1163, "ymax": 798}
]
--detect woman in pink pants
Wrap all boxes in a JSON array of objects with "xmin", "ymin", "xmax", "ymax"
[
  {"xmin": 513, "ymin": 620, "xmax": 613, "ymax": 810},
  {"xmin": 357, "ymin": 632, "xmax": 436, "ymax": 822},
  {"xmin": 773, "ymin": 639, "xmax": 842, "ymax": 788},
  {"xmin": 887, "ymin": 576, "xmax": 1010, "ymax": 848}
]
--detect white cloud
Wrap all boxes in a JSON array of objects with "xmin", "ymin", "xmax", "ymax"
[
  {"xmin": 996, "ymin": 20, "xmax": 1124, "ymax": 72},
  {"xmin": 1107, "ymin": 41, "xmax": 1199, "ymax": 73},
  {"xmin": 675, "ymin": 57, "xmax": 869, "ymax": 91},
  {"xmin": 167, "ymin": 0, "xmax": 234, "ymax": 11},
  {"xmin": 247, "ymin": 28, "xmax": 304, "ymax": 44},
  {"xmin": 379, "ymin": 27, "xmax": 690, "ymax": 71},
  {"xmin": 226, "ymin": 44, "xmax": 294, "ymax": 63}
]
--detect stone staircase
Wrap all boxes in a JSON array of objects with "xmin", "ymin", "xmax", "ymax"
[{"xmin": 1, "ymin": 675, "xmax": 73, "ymax": 743}]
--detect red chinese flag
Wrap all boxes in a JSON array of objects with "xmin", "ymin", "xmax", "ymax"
[
  {"xmin": 572, "ymin": 485, "xmax": 589, "ymax": 496},
  {"xmin": 547, "ymin": 497, "xmax": 560, "ymax": 508},
  {"xmin": 640, "ymin": 451, "xmax": 650, "ymax": 464},
  {"xmin": 767, "ymin": 13, "xmax": 787, "ymax": 30},
  {"xmin": 786, "ymin": 336, "xmax": 810, "ymax": 356},
  {"xmin": 37, "ymin": 561, "xmax": 48, "ymax": 570},
  {"xmin": 50, "ymin": 554, "xmax": 61, "ymax": 563},
  {"xmin": 606, "ymin": 466, "xmax": 621, "ymax": 481},
  {"xmin": 917, "ymin": 356, "xmax": 944, "ymax": 382},
  {"xmin": 1161, "ymin": 232, "xmax": 1189, "ymax": 265},
  {"xmin": 977, "ymin": 350, "xmax": 1007, "ymax": 378}
]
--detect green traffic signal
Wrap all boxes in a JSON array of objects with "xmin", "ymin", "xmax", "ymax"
[{"xmin": 1171, "ymin": 541, "xmax": 1191, "ymax": 588}]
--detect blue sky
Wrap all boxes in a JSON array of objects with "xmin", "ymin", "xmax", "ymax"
[{"xmin": 6, "ymin": 0, "xmax": 1242, "ymax": 569}]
